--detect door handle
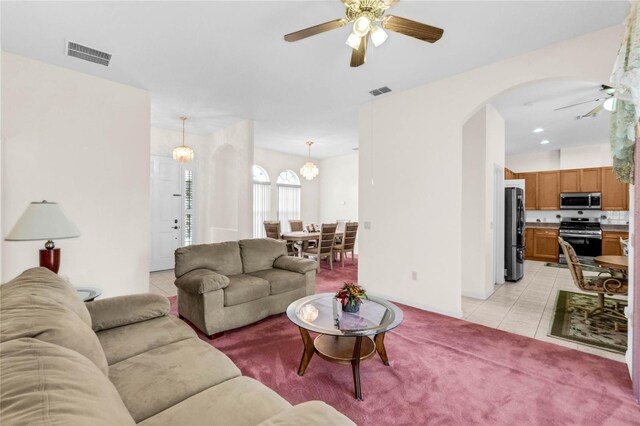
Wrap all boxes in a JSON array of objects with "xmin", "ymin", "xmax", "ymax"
[{"xmin": 172, "ymin": 226, "xmax": 180, "ymax": 230}]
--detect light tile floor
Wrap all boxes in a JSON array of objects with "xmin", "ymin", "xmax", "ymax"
[
  {"xmin": 152, "ymin": 262, "xmax": 626, "ymax": 362},
  {"xmin": 462, "ymin": 260, "xmax": 626, "ymax": 362}
]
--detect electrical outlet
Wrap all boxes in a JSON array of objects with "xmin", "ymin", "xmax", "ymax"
[
  {"xmin": 364, "ymin": 221, "xmax": 371, "ymax": 230},
  {"xmin": 411, "ymin": 271, "xmax": 418, "ymax": 280}
]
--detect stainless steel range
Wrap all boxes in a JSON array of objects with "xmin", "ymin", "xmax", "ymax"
[{"xmin": 558, "ymin": 217, "xmax": 602, "ymax": 265}]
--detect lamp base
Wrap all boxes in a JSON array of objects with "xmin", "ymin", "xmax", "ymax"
[{"xmin": 40, "ymin": 248, "xmax": 60, "ymax": 274}]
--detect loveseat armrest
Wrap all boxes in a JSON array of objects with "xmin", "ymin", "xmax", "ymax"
[
  {"xmin": 258, "ymin": 401, "xmax": 355, "ymax": 426},
  {"xmin": 86, "ymin": 294, "xmax": 169, "ymax": 332},
  {"xmin": 174, "ymin": 269, "xmax": 230, "ymax": 294},
  {"xmin": 273, "ymin": 256, "xmax": 317, "ymax": 274}
]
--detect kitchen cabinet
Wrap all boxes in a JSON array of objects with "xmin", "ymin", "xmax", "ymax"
[
  {"xmin": 560, "ymin": 168, "xmax": 601, "ymax": 193},
  {"xmin": 525, "ymin": 228, "xmax": 534, "ymax": 259},
  {"xmin": 602, "ymin": 231, "xmax": 629, "ymax": 256},
  {"xmin": 537, "ymin": 171, "xmax": 560, "ymax": 210},
  {"xmin": 504, "ymin": 168, "xmax": 517, "ymax": 180},
  {"xmin": 518, "ymin": 172, "xmax": 538, "ymax": 210},
  {"xmin": 601, "ymin": 167, "xmax": 628, "ymax": 210},
  {"xmin": 532, "ymin": 228, "xmax": 559, "ymax": 262}
]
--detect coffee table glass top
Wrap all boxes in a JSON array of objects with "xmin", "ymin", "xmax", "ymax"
[{"xmin": 287, "ymin": 293, "xmax": 403, "ymax": 337}]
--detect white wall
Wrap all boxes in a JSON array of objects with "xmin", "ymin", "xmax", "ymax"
[
  {"xmin": 506, "ymin": 143, "xmax": 612, "ymax": 172},
  {"xmin": 358, "ymin": 26, "xmax": 622, "ymax": 317},
  {"xmin": 461, "ymin": 105, "xmax": 506, "ymax": 299},
  {"xmin": 253, "ymin": 147, "xmax": 320, "ymax": 232},
  {"xmin": 319, "ymin": 153, "xmax": 358, "ymax": 223},
  {"xmin": 150, "ymin": 121, "xmax": 254, "ymax": 244},
  {"xmin": 1, "ymin": 52, "xmax": 150, "ymax": 297}
]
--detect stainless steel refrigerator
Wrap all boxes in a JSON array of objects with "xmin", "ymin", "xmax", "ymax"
[{"xmin": 504, "ymin": 187, "xmax": 525, "ymax": 282}]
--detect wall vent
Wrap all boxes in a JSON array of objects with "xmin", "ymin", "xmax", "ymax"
[
  {"xmin": 67, "ymin": 41, "xmax": 112, "ymax": 66},
  {"xmin": 369, "ymin": 86, "xmax": 392, "ymax": 96}
]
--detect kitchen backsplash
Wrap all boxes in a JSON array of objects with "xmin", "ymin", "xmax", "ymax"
[{"xmin": 525, "ymin": 210, "xmax": 630, "ymax": 224}]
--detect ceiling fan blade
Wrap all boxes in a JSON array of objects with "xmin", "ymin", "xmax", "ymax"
[
  {"xmin": 381, "ymin": 0, "xmax": 400, "ymax": 6},
  {"xmin": 554, "ymin": 97, "xmax": 607, "ymax": 111},
  {"xmin": 382, "ymin": 15, "xmax": 444, "ymax": 43},
  {"xmin": 340, "ymin": 0, "xmax": 360, "ymax": 5},
  {"xmin": 350, "ymin": 35, "xmax": 367, "ymax": 67},
  {"xmin": 284, "ymin": 19, "xmax": 347, "ymax": 42}
]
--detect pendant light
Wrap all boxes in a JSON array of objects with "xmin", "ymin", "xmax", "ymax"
[
  {"xmin": 300, "ymin": 141, "xmax": 319, "ymax": 181},
  {"xmin": 173, "ymin": 116, "xmax": 194, "ymax": 164}
]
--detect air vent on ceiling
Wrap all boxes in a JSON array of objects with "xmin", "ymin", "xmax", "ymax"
[
  {"xmin": 369, "ymin": 86, "xmax": 392, "ymax": 96},
  {"xmin": 67, "ymin": 41, "xmax": 112, "ymax": 66}
]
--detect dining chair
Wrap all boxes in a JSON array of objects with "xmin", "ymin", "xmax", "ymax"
[
  {"xmin": 301, "ymin": 223, "xmax": 337, "ymax": 273},
  {"xmin": 333, "ymin": 222, "xmax": 358, "ymax": 267},
  {"xmin": 264, "ymin": 221, "xmax": 296, "ymax": 256},
  {"xmin": 289, "ymin": 220, "xmax": 303, "ymax": 232},
  {"xmin": 558, "ymin": 237, "xmax": 628, "ymax": 328}
]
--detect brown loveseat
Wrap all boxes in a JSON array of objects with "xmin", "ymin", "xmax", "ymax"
[
  {"xmin": 0, "ymin": 268, "xmax": 353, "ymax": 425},
  {"xmin": 174, "ymin": 238, "xmax": 317, "ymax": 337}
]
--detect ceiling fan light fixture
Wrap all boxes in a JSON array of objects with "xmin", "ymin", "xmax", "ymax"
[
  {"xmin": 603, "ymin": 97, "xmax": 617, "ymax": 112},
  {"xmin": 346, "ymin": 32, "xmax": 362, "ymax": 49},
  {"xmin": 353, "ymin": 16, "xmax": 371, "ymax": 37},
  {"xmin": 370, "ymin": 25, "xmax": 388, "ymax": 47}
]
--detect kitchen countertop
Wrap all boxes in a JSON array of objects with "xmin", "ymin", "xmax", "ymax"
[
  {"xmin": 600, "ymin": 224, "xmax": 629, "ymax": 232},
  {"xmin": 525, "ymin": 222, "xmax": 560, "ymax": 229}
]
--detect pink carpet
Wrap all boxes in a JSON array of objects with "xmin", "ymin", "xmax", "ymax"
[{"xmin": 169, "ymin": 260, "xmax": 640, "ymax": 425}]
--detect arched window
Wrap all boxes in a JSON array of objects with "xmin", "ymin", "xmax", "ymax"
[
  {"xmin": 253, "ymin": 165, "xmax": 271, "ymax": 238},
  {"xmin": 277, "ymin": 170, "xmax": 301, "ymax": 232}
]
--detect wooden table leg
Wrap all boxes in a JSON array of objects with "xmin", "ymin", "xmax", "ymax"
[
  {"xmin": 351, "ymin": 336, "xmax": 363, "ymax": 400},
  {"xmin": 297, "ymin": 327, "xmax": 315, "ymax": 376},
  {"xmin": 374, "ymin": 333, "xmax": 390, "ymax": 366}
]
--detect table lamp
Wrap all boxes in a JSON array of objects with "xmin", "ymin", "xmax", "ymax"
[{"xmin": 5, "ymin": 201, "xmax": 80, "ymax": 273}]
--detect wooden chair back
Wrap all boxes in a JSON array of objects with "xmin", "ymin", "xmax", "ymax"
[
  {"xmin": 342, "ymin": 222, "xmax": 359, "ymax": 250},
  {"xmin": 289, "ymin": 220, "xmax": 303, "ymax": 232},
  {"xmin": 264, "ymin": 221, "xmax": 281, "ymax": 240},
  {"xmin": 318, "ymin": 224, "xmax": 337, "ymax": 255},
  {"xmin": 620, "ymin": 238, "xmax": 629, "ymax": 256},
  {"xmin": 558, "ymin": 237, "xmax": 585, "ymax": 289}
]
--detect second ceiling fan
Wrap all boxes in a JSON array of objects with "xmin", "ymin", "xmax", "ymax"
[{"xmin": 284, "ymin": 0, "xmax": 444, "ymax": 67}]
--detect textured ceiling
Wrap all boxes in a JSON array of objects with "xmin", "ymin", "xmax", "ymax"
[{"xmin": 1, "ymin": 1, "xmax": 629, "ymax": 158}]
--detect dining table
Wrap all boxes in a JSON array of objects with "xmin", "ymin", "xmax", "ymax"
[
  {"xmin": 281, "ymin": 231, "xmax": 320, "ymax": 256},
  {"xmin": 594, "ymin": 255, "xmax": 628, "ymax": 272}
]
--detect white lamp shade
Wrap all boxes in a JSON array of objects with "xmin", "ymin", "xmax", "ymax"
[{"xmin": 6, "ymin": 201, "xmax": 80, "ymax": 241}]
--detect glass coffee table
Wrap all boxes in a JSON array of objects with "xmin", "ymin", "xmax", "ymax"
[{"xmin": 286, "ymin": 293, "xmax": 403, "ymax": 400}]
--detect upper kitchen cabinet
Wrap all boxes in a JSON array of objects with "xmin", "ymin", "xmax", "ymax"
[
  {"xmin": 560, "ymin": 168, "xmax": 601, "ymax": 193},
  {"xmin": 601, "ymin": 167, "xmax": 628, "ymax": 210},
  {"xmin": 537, "ymin": 171, "xmax": 560, "ymax": 210},
  {"xmin": 518, "ymin": 172, "xmax": 538, "ymax": 210}
]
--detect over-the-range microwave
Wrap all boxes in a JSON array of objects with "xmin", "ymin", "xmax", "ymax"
[{"xmin": 560, "ymin": 192, "xmax": 601, "ymax": 210}]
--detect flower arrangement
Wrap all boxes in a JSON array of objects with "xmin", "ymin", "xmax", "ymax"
[{"xmin": 335, "ymin": 282, "xmax": 368, "ymax": 313}]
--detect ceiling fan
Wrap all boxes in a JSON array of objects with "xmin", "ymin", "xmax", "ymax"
[
  {"xmin": 284, "ymin": 0, "xmax": 444, "ymax": 67},
  {"xmin": 553, "ymin": 85, "xmax": 616, "ymax": 120}
]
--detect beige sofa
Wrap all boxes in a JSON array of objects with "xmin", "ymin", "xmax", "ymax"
[
  {"xmin": 0, "ymin": 268, "xmax": 353, "ymax": 425},
  {"xmin": 174, "ymin": 238, "xmax": 317, "ymax": 337}
]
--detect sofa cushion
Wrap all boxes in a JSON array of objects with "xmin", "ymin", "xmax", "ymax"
[
  {"xmin": 174, "ymin": 269, "xmax": 230, "ymax": 294},
  {"xmin": 0, "ymin": 338, "xmax": 135, "ymax": 425},
  {"xmin": 108, "ymin": 337, "xmax": 241, "ymax": 422},
  {"xmin": 273, "ymin": 255, "xmax": 317, "ymax": 274},
  {"xmin": 87, "ymin": 293, "xmax": 170, "ymax": 332},
  {"xmin": 1, "ymin": 267, "xmax": 92, "ymax": 327},
  {"xmin": 0, "ymin": 294, "xmax": 109, "ymax": 376},
  {"xmin": 248, "ymin": 269, "xmax": 306, "ymax": 296},
  {"xmin": 175, "ymin": 241, "xmax": 243, "ymax": 278},
  {"xmin": 224, "ymin": 274, "xmax": 271, "ymax": 306},
  {"xmin": 239, "ymin": 238, "xmax": 288, "ymax": 273},
  {"xmin": 97, "ymin": 315, "xmax": 196, "ymax": 365},
  {"xmin": 257, "ymin": 401, "xmax": 355, "ymax": 426},
  {"xmin": 139, "ymin": 377, "xmax": 291, "ymax": 426}
]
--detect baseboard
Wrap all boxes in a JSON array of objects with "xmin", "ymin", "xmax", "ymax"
[
  {"xmin": 368, "ymin": 291, "xmax": 464, "ymax": 319},
  {"xmin": 462, "ymin": 288, "xmax": 495, "ymax": 300}
]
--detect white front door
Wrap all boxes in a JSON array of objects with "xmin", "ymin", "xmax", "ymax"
[{"xmin": 150, "ymin": 156, "xmax": 183, "ymax": 271}]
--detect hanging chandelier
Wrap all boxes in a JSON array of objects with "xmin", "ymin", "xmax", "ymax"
[
  {"xmin": 300, "ymin": 141, "xmax": 319, "ymax": 181},
  {"xmin": 173, "ymin": 116, "xmax": 194, "ymax": 164}
]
